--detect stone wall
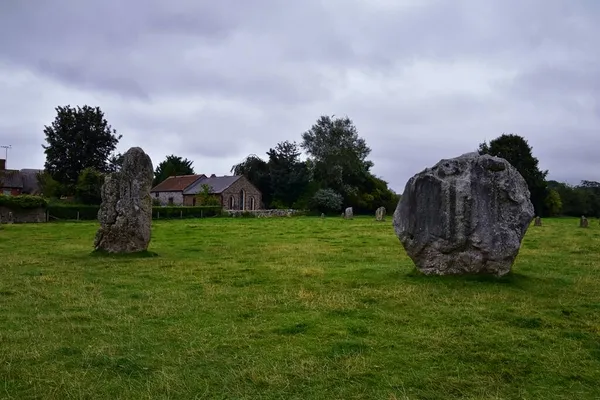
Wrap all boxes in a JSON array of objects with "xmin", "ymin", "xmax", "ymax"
[
  {"xmin": 0, "ymin": 206, "xmax": 46, "ymax": 223},
  {"xmin": 152, "ymin": 191, "xmax": 183, "ymax": 206},
  {"xmin": 227, "ymin": 209, "xmax": 303, "ymax": 218}
]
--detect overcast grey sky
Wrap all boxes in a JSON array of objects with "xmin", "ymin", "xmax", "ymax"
[{"xmin": 1, "ymin": 0, "xmax": 598, "ymax": 192}]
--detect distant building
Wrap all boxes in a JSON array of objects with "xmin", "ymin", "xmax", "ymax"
[
  {"xmin": 0, "ymin": 159, "xmax": 42, "ymax": 196},
  {"xmin": 150, "ymin": 173, "xmax": 262, "ymax": 210}
]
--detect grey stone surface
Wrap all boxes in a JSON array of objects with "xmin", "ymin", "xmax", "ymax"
[
  {"xmin": 393, "ymin": 152, "xmax": 534, "ymax": 276},
  {"xmin": 375, "ymin": 206, "xmax": 386, "ymax": 221},
  {"xmin": 344, "ymin": 207, "xmax": 353, "ymax": 219},
  {"xmin": 94, "ymin": 147, "xmax": 154, "ymax": 253},
  {"xmin": 580, "ymin": 215, "xmax": 588, "ymax": 228}
]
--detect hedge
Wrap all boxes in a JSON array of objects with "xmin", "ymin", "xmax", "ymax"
[
  {"xmin": 47, "ymin": 204, "xmax": 223, "ymax": 220},
  {"xmin": 152, "ymin": 206, "xmax": 222, "ymax": 219},
  {"xmin": 0, "ymin": 194, "xmax": 48, "ymax": 209}
]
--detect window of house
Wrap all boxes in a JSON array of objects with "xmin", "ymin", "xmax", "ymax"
[
  {"xmin": 168, "ymin": 197, "xmax": 174, "ymax": 205},
  {"xmin": 229, "ymin": 196, "xmax": 234, "ymax": 209},
  {"xmin": 192, "ymin": 197, "xmax": 196, "ymax": 206},
  {"xmin": 239, "ymin": 189, "xmax": 245, "ymax": 210},
  {"xmin": 2, "ymin": 190, "xmax": 11, "ymax": 196},
  {"xmin": 250, "ymin": 197, "xmax": 255, "ymax": 210},
  {"xmin": 155, "ymin": 192, "xmax": 159, "ymax": 197}
]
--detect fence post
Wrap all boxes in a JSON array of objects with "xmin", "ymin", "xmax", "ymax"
[
  {"xmin": 201, "ymin": 210, "xmax": 203, "ymax": 219},
  {"xmin": 46, "ymin": 210, "xmax": 49, "ymax": 222},
  {"xmin": 180, "ymin": 210, "xmax": 183, "ymax": 218},
  {"xmin": 77, "ymin": 211, "xmax": 80, "ymax": 221},
  {"xmin": 157, "ymin": 211, "xmax": 160, "ymax": 219}
]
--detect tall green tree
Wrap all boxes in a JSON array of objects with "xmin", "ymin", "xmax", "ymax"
[
  {"xmin": 301, "ymin": 115, "xmax": 373, "ymax": 203},
  {"xmin": 266, "ymin": 140, "xmax": 309, "ymax": 208},
  {"xmin": 153, "ymin": 155, "xmax": 195, "ymax": 186},
  {"xmin": 478, "ymin": 133, "xmax": 548, "ymax": 215},
  {"xmin": 42, "ymin": 105, "xmax": 121, "ymax": 192}
]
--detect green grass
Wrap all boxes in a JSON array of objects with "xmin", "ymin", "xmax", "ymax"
[{"xmin": 0, "ymin": 216, "xmax": 599, "ymax": 399}]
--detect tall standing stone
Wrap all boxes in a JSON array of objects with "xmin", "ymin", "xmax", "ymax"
[
  {"xmin": 94, "ymin": 147, "xmax": 154, "ymax": 253},
  {"xmin": 580, "ymin": 216, "xmax": 588, "ymax": 228},
  {"xmin": 344, "ymin": 207, "xmax": 353, "ymax": 219},
  {"xmin": 393, "ymin": 152, "xmax": 534, "ymax": 276},
  {"xmin": 375, "ymin": 206, "xmax": 386, "ymax": 221},
  {"xmin": 534, "ymin": 216, "xmax": 542, "ymax": 226}
]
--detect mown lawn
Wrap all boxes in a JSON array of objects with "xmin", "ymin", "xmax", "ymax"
[{"xmin": 0, "ymin": 216, "xmax": 599, "ymax": 399}]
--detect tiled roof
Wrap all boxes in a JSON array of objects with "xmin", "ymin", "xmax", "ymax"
[
  {"xmin": 183, "ymin": 175, "xmax": 242, "ymax": 195},
  {"xmin": 0, "ymin": 170, "xmax": 23, "ymax": 189},
  {"xmin": 150, "ymin": 174, "xmax": 205, "ymax": 192},
  {"xmin": 20, "ymin": 169, "xmax": 43, "ymax": 194}
]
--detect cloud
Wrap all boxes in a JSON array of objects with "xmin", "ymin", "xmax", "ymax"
[{"xmin": 0, "ymin": 0, "xmax": 599, "ymax": 193}]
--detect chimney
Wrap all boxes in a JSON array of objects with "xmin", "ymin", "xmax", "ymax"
[{"xmin": 0, "ymin": 159, "xmax": 5, "ymax": 171}]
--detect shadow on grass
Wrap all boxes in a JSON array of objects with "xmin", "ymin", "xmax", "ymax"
[
  {"xmin": 89, "ymin": 249, "xmax": 159, "ymax": 259},
  {"xmin": 403, "ymin": 268, "xmax": 535, "ymax": 287}
]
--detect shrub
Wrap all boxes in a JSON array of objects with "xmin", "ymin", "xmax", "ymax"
[
  {"xmin": 48, "ymin": 204, "xmax": 100, "ymax": 220},
  {"xmin": 0, "ymin": 195, "xmax": 48, "ymax": 209},
  {"xmin": 153, "ymin": 206, "xmax": 222, "ymax": 219},
  {"xmin": 310, "ymin": 188, "xmax": 343, "ymax": 213},
  {"xmin": 46, "ymin": 204, "xmax": 224, "ymax": 221}
]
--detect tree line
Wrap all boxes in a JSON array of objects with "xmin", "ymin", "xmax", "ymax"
[{"xmin": 35, "ymin": 104, "xmax": 599, "ymax": 217}]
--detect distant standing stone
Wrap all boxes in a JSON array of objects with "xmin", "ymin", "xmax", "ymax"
[
  {"xmin": 375, "ymin": 206, "xmax": 386, "ymax": 221},
  {"xmin": 344, "ymin": 207, "xmax": 353, "ymax": 219},
  {"xmin": 393, "ymin": 152, "xmax": 534, "ymax": 276},
  {"xmin": 534, "ymin": 216, "xmax": 542, "ymax": 226},
  {"xmin": 321, "ymin": 213, "xmax": 325, "ymax": 218},
  {"xmin": 580, "ymin": 215, "xmax": 588, "ymax": 228},
  {"xmin": 94, "ymin": 147, "xmax": 154, "ymax": 253}
]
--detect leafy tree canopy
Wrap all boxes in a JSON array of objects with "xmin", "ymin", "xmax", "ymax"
[
  {"xmin": 266, "ymin": 141, "xmax": 309, "ymax": 208},
  {"xmin": 42, "ymin": 105, "xmax": 121, "ymax": 191},
  {"xmin": 301, "ymin": 115, "xmax": 373, "ymax": 199},
  {"xmin": 479, "ymin": 133, "xmax": 548, "ymax": 215},
  {"xmin": 154, "ymin": 155, "xmax": 195, "ymax": 186}
]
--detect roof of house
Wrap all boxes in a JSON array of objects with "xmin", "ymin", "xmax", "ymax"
[
  {"xmin": 0, "ymin": 170, "xmax": 24, "ymax": 189},
  {"xmin": 20, "ymin": 169, "xmax": 43, "ymax": 194},
  {"xmin": 150, "ymin": 174, "xmax": 205, "ymax": 192},
  {"xmin": 183, "ymin": 175, "xmax": 242, "ymax": 195}
]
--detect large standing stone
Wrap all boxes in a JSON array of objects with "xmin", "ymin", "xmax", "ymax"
[
  {"xmin": 580, "ymin": 216, "xmax": 588, "ymax": 228},
  {"xmin": 393, "ymin": 152, "xmax": 534, "ymax": 276},
  {"xmin": 375, "ymin": 206, "xmax": 386, "ymax": 221},
  {"xmin": 94, "ymin": 147, "xmax": 154, "ymax": 253},
  {"xmin": 344, "ymin": 207, "xmax": 354, "ymax": 219}
]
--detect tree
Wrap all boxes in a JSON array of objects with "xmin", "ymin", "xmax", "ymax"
[
  {"xmin": 195, "ymin": 183, "xmax": 221, "ymax": 206},
  {"xmin": 478, "ymin": 133, "xmax": 548, "ymax": 216},
  {"xmin": 301, "ymin": 115, "xmax": 373, "ymax": 203},
  {"xmin": 75, "ymin": 168, "xmax": 105, "ymax": 205},
  {"xmin": 543, "ymin": 189, "xmax": 562, "ymax": 217},
  {"xmin": 231, "ymin": 154, "xmax": 272, "ymax": 206},
  {"xmin": 154, "ymin": 155, "xmax": 195, "ymax": 186},
  {"xmin": 266, "ymin": 140, "xmax": 309, "ymax": 208},
  {"xmin": 107, "ymin": 152, "xmax": 124, "ymax": 173},
  {"xmin": 36, "ymin": 171, "xmax": 63, "ymax": 198},
  {"xmin": 42, "ymin": 105, "xmax": 121, "ymax": 192},
  {"xmin": 310, "ymin": 188, "xmax": 343, "ymax": 213}
]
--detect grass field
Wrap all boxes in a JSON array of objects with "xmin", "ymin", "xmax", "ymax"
[{"xmin": 0, "ymin": 216, "xmax": 599, "ymax": 399}]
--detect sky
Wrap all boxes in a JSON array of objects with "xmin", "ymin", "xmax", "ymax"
[{"xmin": 1, "ymin": 0, "xmax": 599, "ymax": 193}]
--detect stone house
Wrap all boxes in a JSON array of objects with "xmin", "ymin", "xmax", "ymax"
[
  {"xmin": 150, "ymin": 174, "xmax": 205, "ymax": 206},
  {"xmin": 150, "ymin": 174, "xmax": 262, "ymax": 210},
  {"xmin": 0, "ymin": 159, "xmax": 42, "ymax": 196}
]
